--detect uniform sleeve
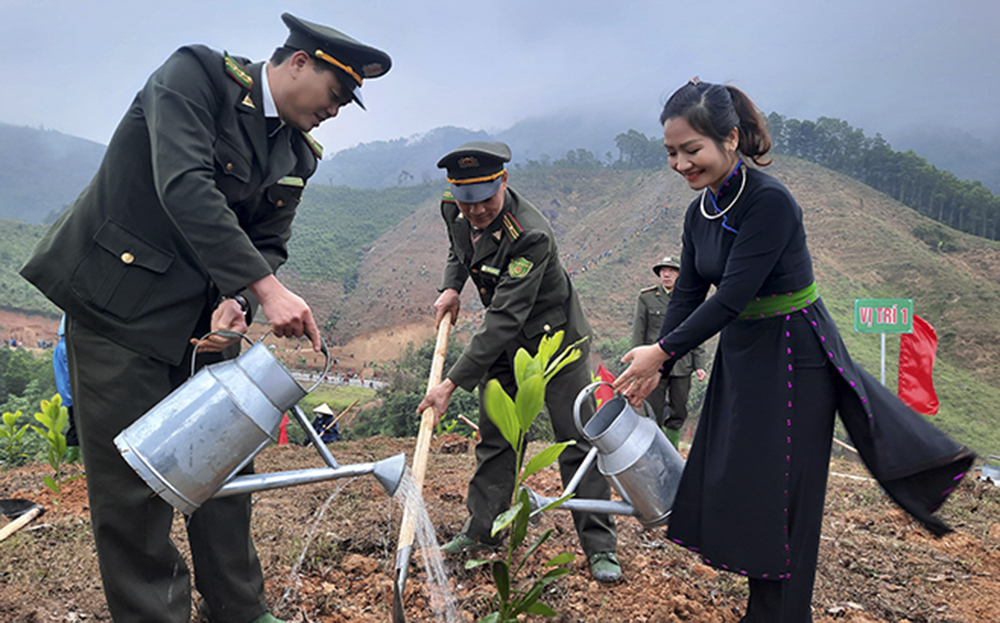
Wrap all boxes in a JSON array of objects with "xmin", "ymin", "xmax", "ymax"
[
  {"xmin": 658, "ymin": 188, "xmax": 800, "ymax": 361},
  {"xmin": 447, "ymin": 230, "xmax": 551, "ymax": 390},
  {"xmin": 140, "ymin": 48, "xmax": 274, "ymax": 294},
  {"xmin": 632, "ymin": 295, "xmax": 647, "ymax": 347}
]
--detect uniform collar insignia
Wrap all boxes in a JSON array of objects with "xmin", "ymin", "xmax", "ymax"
[
  {"xmin": 300, "ymin": 131, "xmax": 323, "ymax": 159},
  {"xmin": 502, "ymin": 212, "xmax": 523, "ymax": 243},
  {"xmin": 224, "ymin": 53, "xmax": 253, "ymax": 90},
  {"xmin": 492, "ymin": 230, "xmax": 502, "ymax": 241},
  {"xmin": 241, "ymin": 93, "xmax": 256, "ymax": 109}
]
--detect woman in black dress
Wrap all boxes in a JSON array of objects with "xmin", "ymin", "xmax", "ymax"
[{"xmin": 614, "ymin": 79, "xmax": 973, "ymax": 622}]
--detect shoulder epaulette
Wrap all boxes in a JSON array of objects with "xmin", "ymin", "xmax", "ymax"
[
  {"xmin": 501, "ymin": 213, "xmax": 523, "ymax": 243},
  {"xmin": 300, "ymin": 131, "xmax": 323, "ymax": 159},
  {"xmin": 224, "ymin": 53, "xmax": 253, "ymax": 90},
  {"xmin": 442, "ymin": 189, "xmax": 457, "ymax": 204},
  {"xmin": 641, "ymin": 285, "xmax": 658, "ymax": 293}
]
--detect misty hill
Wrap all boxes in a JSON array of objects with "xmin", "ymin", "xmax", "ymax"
[
  {"xmin": 280, "ymin": 157, "xmax": 1000, "ymax": 455},
  {"xmin": 316, "ymin": 111, "xmax": 648, "ymax": 189},
  {"xmin": 0, "ymin": 123, "xmax": 105, "ymax": 223},
  {"xmin": 1, "ymin": 155, "xmax": 998, "ymax": 452}
]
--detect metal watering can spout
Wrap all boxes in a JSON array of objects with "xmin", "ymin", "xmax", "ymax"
[{"xmin": 213, "ymin": 452, "xmax": 407, "ymax": 499}]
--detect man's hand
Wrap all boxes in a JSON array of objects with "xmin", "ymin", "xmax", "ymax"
[
  {"xmin": 247, "ymin": 274, "xmax": 322, "ymax": 351},
  {"xmin": 417, "ymin": 378, "xmax": 457, "ymax": 423},
  {"xmin": 190, "ymin": 298, "xmax": 247, "ymax": 352},
  {"xmin": 433, "ymin": 289, "xmax": 461, "ymax": 328},
  {"xmin": 695, "ymin": 368, "xmax": 708, "ymax": 382}
]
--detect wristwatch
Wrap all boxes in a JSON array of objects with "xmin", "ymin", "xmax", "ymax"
[{"xmin": 222, "ymin": 294, "xmax": 251, "ymax": 323}]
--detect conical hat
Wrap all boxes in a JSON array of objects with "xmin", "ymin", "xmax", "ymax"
[{"xmin": 312, "ymin": 402, "xmax": 335, "ymax": 416}]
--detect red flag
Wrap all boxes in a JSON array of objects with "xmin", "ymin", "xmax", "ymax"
[
  {"xmin": 277, "ymin": 413, "xmax": 290, "ymax": 445},
  {"xmin": 899, "ymin": 314, "xmax": 939, "ymax": 415},
  {"xmin": 595, "ymin": 365, "xmax": 616, "ymax": 407}
]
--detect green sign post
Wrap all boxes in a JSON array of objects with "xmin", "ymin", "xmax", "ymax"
[{"xmin": 854, "ymin": 298, "xmax": 914, "ymax": 384}]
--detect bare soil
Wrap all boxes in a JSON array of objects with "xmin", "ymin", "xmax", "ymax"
[{"xmin": 2, "ymin": 438, "xmax": 999, "ymax": 623}]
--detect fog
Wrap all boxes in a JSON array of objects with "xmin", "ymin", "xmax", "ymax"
[{"xmin": 2, "ymin": 0, "xmax": 997, "ymax": 154}]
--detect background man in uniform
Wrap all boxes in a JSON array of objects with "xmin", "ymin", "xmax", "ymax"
[
  {"xmin": 416, "ymin": 141, "xmax": 621, "ymax": 582},
  {"xmin": 632, "ymin": 255, "xmax": 708, "ymax": 448},
  {"xmin": 20, "ymin": 14, "xmax": 390, "ymax": 623}
]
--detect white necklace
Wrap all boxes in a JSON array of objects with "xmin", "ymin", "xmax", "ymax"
[{"xmin": 699, "ymin": 166, "xmax": 746, "ymax": 220}]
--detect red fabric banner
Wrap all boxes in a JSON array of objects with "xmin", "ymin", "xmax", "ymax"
[
  {"xmin": 898, "ymin": 314, "xmax": 939, "ymax": 415},
  {"xmin": 277, "ymin": 413, "xmax": 290, "ymax": 445},
  {"xmin": 595, "ymin": 364, "xmax": 616, "ymax": 407}
]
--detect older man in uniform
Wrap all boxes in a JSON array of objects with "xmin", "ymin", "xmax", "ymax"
[
  {"xmin": 20, "ymin": 14, "xmax": 390, "ymax": 623},
  {"xmin": 632, "ymin": 255, "xmax": 708, "ymax": 448},
  {"xmin": 417, "ymin": 142, "xmax": 620, "ymax": 582}
]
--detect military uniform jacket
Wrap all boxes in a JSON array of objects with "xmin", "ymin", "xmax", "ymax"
[
  {"xmin": 440, "ymin": 187, "xmax": 591, "ymax": 390},
  {"xmin": 21, "ymin": 45, "xmax": 319, "ymax": 365},
  {"xmin": 631, "ymin": 284, "xmax": 707, "ymax": 377}
]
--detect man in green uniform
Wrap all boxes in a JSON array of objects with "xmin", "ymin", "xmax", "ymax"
[
  {"xmin": 20, "ymin": 14, "xmax": 390, "ymax": 623},
  {"xmin": 417, "ymin": 142, "xmax": 621, "ymax": 582},
  {"xmin": 632, "ymin": 255, "xmax": 708, "ymax": 448}
]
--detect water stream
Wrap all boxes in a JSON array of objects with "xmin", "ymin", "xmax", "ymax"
[
  {"xmin": 272, "ymin": 468, "xmax": 461, "ymax": 621},
  {"xmin": 393, "ymin": 468, "xmax": 461, "ymax": 623}
]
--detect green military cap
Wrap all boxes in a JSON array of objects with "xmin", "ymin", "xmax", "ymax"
[
  {"xmin": 281, "ymin": 13, "xmax": 391, "ymax": 111},
  {"xmin": 436, "ymin": 141, "xmax": 512, "ymax": 203},
  {"xmin": 652, "ymin": 255, "xmax": 681, "ymax": 275}
]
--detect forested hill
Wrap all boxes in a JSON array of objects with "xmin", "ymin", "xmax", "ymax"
[
  {"xmin": 0, "ymin": 123, "xmax": 105, "ymax": 223},
  {"xmin": 3, "ymin": 155, "xmax": 1000, "ymax": 452}
]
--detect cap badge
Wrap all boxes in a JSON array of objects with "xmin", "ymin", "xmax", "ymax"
[
  {"xmin": 362, "ymin": 63, "xmax": 383, "ymax": 77},
  {"xmin": 458, "ymin": 156, "xmax": 479, "ymax": 169}
]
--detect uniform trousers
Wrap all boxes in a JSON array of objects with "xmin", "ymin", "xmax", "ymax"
[
  {"xmin": 66, "ymin": 317, "xmax": 268, "ymax": 623},
  {"xmin": 646, "ymin": 374, "xmax": 694, "ymax": 431},
  {"xmin": 464, "ymin": 347, "xmax": 617, "ymax": 558}
]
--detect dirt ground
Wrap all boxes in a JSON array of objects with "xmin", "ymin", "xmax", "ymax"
[{"xmin": 2, "ymin": 437, "xmax": 1000, "ymax": 623}]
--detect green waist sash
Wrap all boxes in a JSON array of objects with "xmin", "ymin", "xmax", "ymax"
[{"xmin": 739, "ymin": 282, "xmax": 818, "ymax": 320}]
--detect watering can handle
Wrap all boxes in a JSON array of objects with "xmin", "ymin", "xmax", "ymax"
[
  {"xmin": 190, "ymin": 330, "xmax": 331, "ymax": 394},
  {"xmin": 572, "ymin": 380, "xmax": 658, "ymax": 438},
  {"xmin": 191, "ymin": 330, "xmax": 255, "ymax": 376},
  {"xmin": 573, "ymin": 381, "xmax": 612, "ymax": 438}
]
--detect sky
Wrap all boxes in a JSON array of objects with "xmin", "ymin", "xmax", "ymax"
[{"xmin": 2, "ymin": 0, "xmax": 998, "ymax": 156}]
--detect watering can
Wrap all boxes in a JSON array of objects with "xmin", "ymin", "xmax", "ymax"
[
  {"xmin": 524, "ymin": 381, "xmax": 685, "ymax": 528},
  {"xmin": 114, "ymin": 331, "xmax": 405, "ymax": 515}
]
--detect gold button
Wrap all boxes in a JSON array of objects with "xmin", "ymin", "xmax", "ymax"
[
  {"xmin": 276, "ymin": 200, "xmax": 284, "ymax": 207},
  {"xmin": 226, "ymin": 162, "xmax": 234, "ymax": 171},
  {"xmin": 121, "ymin": 252, "xmax": 135, "ymax": 264},
  {"xmin": 480, "ymin": 287, "xmax": 487, "ymax": 295},
  {"xmin": 472, "ymin": 268, "xmax": 479, "ymax": 273},
  {"xmin": 543, "ymin": 324, "xmax": 551, "ymax": 332}
]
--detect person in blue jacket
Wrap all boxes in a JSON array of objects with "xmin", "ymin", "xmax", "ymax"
[{"xmin": 52, "ymin": 315, "xmax": 80, "ymax": 463}]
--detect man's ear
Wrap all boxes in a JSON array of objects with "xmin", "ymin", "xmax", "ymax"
[{"xmin": 288, "ymin": 50, "xmax": 312, "ymax": 76}]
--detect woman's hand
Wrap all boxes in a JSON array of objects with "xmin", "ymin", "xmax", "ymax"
[{"xmin": 613, "ymin": 344, "xmax": 670, "ymax": 408}]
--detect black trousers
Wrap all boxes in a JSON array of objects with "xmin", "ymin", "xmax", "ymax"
[
  {"xmin": 741, "ymin": 356, "xmax": 838, "ymax": 622},
  {"xmin": 67, "ymin": 317, "xmax": 267, "ymax": 623}
]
